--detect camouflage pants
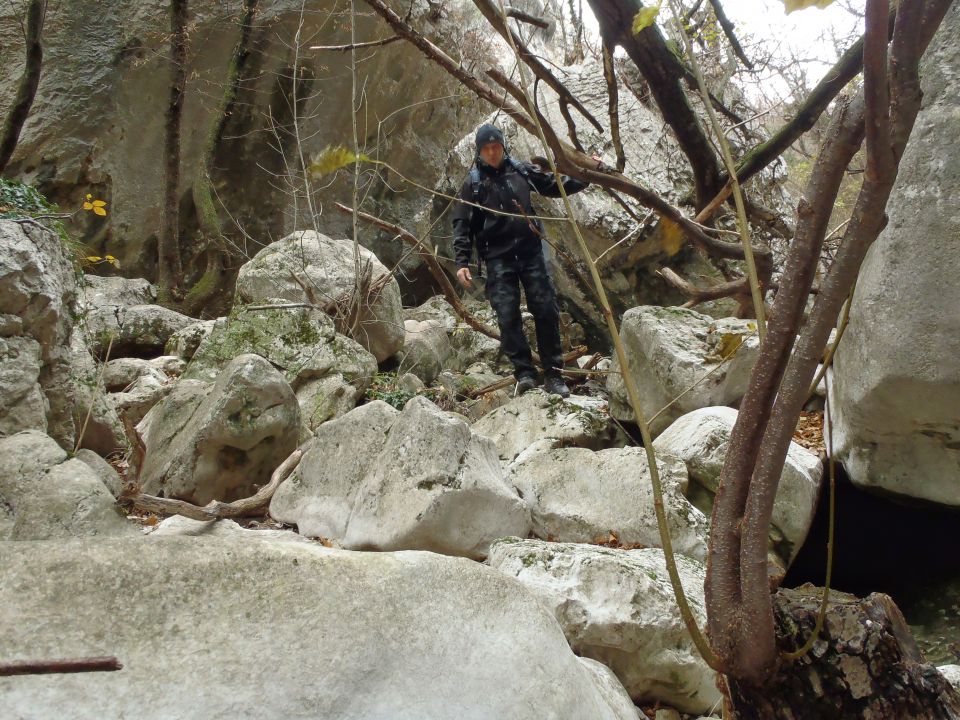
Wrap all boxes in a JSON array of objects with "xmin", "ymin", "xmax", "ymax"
[{"xmin": 484, "ymin": 250, "xmax": 563, "ymax": 379}]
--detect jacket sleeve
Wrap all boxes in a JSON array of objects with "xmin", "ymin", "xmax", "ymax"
[
  {"xmin": 451, "ymin": 178, "xmax": 474, "ymax": 269},
  {"xmin": 523, "ymin": 162, "xmax": 590, "ymax": 198}
]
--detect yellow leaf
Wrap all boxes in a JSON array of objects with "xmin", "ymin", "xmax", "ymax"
[
  {"xmin": 85, "ymin": 193, "xmax": 92, "ymax": 200},
  {"xmin": 632, "ymin": 4, "xmax": 660, "ymax": 34},
  {"xmin": 83, "ymin": 201, "xmax": 93, "ymax": 210},
  {"xmin": 307, "ymin": 146, "xmax": 371, "ymax": 179},
  {"xmin": 92, "ymin": 200, "xmax": 106, "ymax": 207},
  {"xmin": 85, "ymin": 255, "xmax": 103, "ymax": 263},
  {"xmin": 782, "ymin": 0, "xmax": 834, "ymax": 13},
  {"xmin": 93, "ymin": 205, "xmax": 108, "ymax": 216},
  {"xmin": 657, "ymin": 217, "xmax": 684, "ymax": 256}
]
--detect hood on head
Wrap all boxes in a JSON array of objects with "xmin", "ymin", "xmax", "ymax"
[{"xmin": 475, "ymin": 123, "xmax": 506, "ymax": 155}]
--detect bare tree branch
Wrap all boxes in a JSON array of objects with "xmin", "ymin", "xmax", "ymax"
[
  {"xmin": 0, "ymin": 657, "xmax": 122, "ymax": 677},
  {"xmin": 471, "ymin": 0, "xmax": 604, "ymax": 132},
  {"xmin": 505, "ymin": 7, "xmax": 550, "ymax": 29},
  {"xmin": 706, "ymin": 0, "xmax": 753, "ymax": 69}
]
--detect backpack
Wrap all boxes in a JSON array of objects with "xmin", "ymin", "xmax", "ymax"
[{"xmin": 465, "ymin": 158, "xmax": 537, "ymax": 271}]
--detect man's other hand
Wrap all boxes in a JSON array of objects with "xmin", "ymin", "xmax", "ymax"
[{"xmin": 457, "ymin": 267, "xmax": 473, "ymax": 288}]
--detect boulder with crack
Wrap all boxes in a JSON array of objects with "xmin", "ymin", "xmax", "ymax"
[
  {"xmin": 0, "ymin": 430, "xmax": 134, "ymax": 540},
  {"xmin": 507, "ymin": 441, "xmax": 709, "ymax": 560},
  {"xmin": 607, "ymin": 306, "xmax": 760, "ymax": 435},
  {"xmin": 654, "ymin": 406, "xmax": 823, "ymax": 568},
  {"xmin": 271, "ymin": 396, "xmax": 530, "ymax": 558},
  {"xmin": 489, "ymin": 538, "xmax": 721, "ymax": 715},
  {"xmin": 138, "ymin": 354, "xmax": 300, "ymax": 504},
  {"xmin": 235, "ymin": 230, "xmax": 404, "ymax": 363},
  {"xmin": 0, "ymin": 532, "xmax": 639, "ymax": 719}
]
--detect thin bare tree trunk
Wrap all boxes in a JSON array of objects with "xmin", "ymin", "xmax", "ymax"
[
  {"xmin": 0, "ymin": 0, "xmax": 45, "ymax": 174},
  {"xmin": 159, "ymin": 0, "xmax": 188, "ymax": 301}
]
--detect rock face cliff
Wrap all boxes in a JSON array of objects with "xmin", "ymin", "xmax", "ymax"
[
  {"xmin": 0, "ymin": 0, "xmax": 765, "ymax": 331},
  {"xmin": 830, "ymin": 2, "xmax": 960, "ymax": 507},
  {"xmin": 0, "ymin": 0, "xmax": 485, "ymax": 288}
]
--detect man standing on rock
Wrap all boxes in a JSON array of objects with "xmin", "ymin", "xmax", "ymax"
[{"xmin": 452, "ymin": 123, "xmax": 591, "ymax": 399}]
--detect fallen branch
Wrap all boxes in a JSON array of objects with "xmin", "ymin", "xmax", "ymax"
[
  {"xmin": 0, "ymin": 656, "xmax": 122, "ymax": 677},
  {"xmin": 131, "ymin": 444, "xmax": 306, "ymax": 521}
]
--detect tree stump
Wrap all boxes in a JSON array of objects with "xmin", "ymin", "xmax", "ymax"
[{"xmin": 726, "ymin": 585, "xmax": 960, "ymax": 719}]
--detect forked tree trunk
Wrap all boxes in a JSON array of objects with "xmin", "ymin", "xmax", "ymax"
[{"xmin": 727, "ymin": 586, "xmax": 960, "ymax": 719}]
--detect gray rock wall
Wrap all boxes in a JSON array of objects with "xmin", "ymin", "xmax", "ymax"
[{"xmin": 831, "ymin": 3, "xmax": 960, "ymax": 506}]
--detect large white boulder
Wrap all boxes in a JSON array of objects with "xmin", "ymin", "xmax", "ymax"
[
  {"xmin": 489, "ymin": 539, "xmax": 721, "ymax": 715},
  {"xmin": 0, "ymin": 534, "xmax": 636, "ymax": 720},
  {"xmin": 236, "ymin": 231, "xmax": 404, "ymax": 362},
  {"xmin": 508, "ymin": 441, "xmax": 709, "ymax": 560},
  {"xmin": 139, "ymin": 354, "xmax": 300, "ymax": 504},
  {"xmin": 654, "ymin": 406, "xmax": 823, "ymax": 566},
  {"xmin": 0, "ymin": 430, "xmax": 134, "ymax": 540},
  {"xmin": 271, "ymin": 396, "xmax": 530, "ymax": 558},
  {"xmin": 473, "ymin": 390, "xmax": 616, "ymax": 464},
  {"xmin": 607, "ymin": 306, "xmax": 759, "ymax": 435},
  {"xmin": 830, "ymin": 4, "xmax": 960, "ymax": 507}
]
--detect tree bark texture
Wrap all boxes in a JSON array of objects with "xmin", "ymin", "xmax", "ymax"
[
  {"xmin": 0, "ymin": 0, "xmax": 45, "ymax": 174},
  {"xmin": 586, "ymin": 0, "xmax": 724, "ymax": 208},
  {"xmin": 727, "ymin": 586, "xmax": 960, "ymax": 720},
  {"xmin": 159, "ymin": 0, "xmax": 188, "ymax": 299}
]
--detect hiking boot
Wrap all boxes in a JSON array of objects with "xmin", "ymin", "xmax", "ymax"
[
  {"xmin": 543, "ymin": 374, "xmax": 570, "ymax": 399},
  {"xmin": 514, "ymin": 375, "xmax": 537, "ymax": 396}
]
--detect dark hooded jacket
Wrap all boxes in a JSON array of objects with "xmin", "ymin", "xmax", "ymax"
[{"xmin": 451, "ymin": 127, "xmax": 589, "ymax": 269}]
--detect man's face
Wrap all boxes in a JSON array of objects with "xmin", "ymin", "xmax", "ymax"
[{"xmin": 479, "ymin": 141, "xmax": 505, "ymax": 168}]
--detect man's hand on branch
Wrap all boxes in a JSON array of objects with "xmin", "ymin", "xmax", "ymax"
[{"xmin": 457, "ymin": 267, "xmax": 473, "ymax": 288}]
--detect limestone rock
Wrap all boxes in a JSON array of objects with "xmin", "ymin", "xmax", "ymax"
[
  {"xmin": 830, "ymin": 4, "xmax": 960, "ymax": 507},
  {"xmin": 110, "ymin": 372, "xmax": 173, "ymax": 426},
  {"xmin": 395, "ymin": 318, "xmax": 452, "ymax": 384},
  {"xmin": 183, "ymin": 305, "xmax": 376, "ymax": 397},
  {"xmin": 0, "ymin": 534, "xmax": 638, "ymax": 719},
  {"xmin": 296, "ymin": 374, "xmax": 364, "ymax": 433},
  {"xmin": 0, "ymin": 220, "xmax": 78, "ymax": 446},
  {"xmin": 74, "ymin": 448, "xmax": 123, "ymax": 498},
  {"xmin": 80, "ymin": 276, "xmax": 156, "ymax": 309},
  {"xmin": 139, "ymin": 355, "xmax": 300, "ymax": 504},
  {"xmin": 164, "ymin": 318, "xmax": 216, "ymax": 360},
  {"xmin": 271, "ymin": 396, "xmax": 530, "ymax": 558},
  {"xmin": 83, "ymin": 303, "xmax": 196, "ymax": 358},
  {"xmin": 0, "ymin": 430, "xmax": 134, "ymax": 540},
  {"xmin": 940, "ymin": 665, "xmax": 960, "ymax": 693},
  {"xmin": 489, "ymin": 539, "xmax": 721, "ymax": 715},
  {"xmin": 607, "ymin": 306, "xmax": 760, "ymax": 435},
  {"xmin": 654, "ymin": 406, "xmax": 823, "ymax": 565},
  {"xmin": 68, "ymin": 332, "xmax": 128, "ymax": 457},
  {"xmin": 102, "ymin": 357, "xmax": 167, "ymax": 392},
  {"xmin": 235, "ymin": 231, "xmax": 404, "ymax": 362},
  {"xmin": 508, "ymin": 442, "xmax": 709, "ymax": 560},
  {"xmin": 578, "ymin": 658, "xmax": 643, "ymax": 720},
  {"xmin": 473, "ymin": 390, "xmax": 616, "ymax": 464},
  {"xmin": 0, "ymin": 335, "xmax": 46, "ymax": 435}
]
